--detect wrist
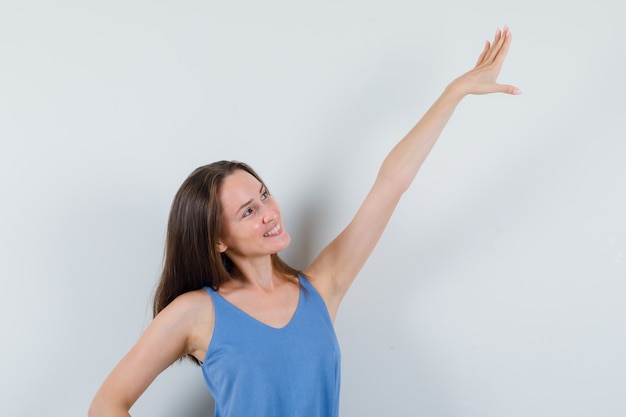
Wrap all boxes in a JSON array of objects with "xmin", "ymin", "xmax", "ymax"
[{"xmin": 443, "ymin": 79, "xmax": 469, "ymax": 102}]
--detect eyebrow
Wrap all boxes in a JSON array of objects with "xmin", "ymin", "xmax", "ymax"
[{"xmin": 236, "ymin": 184, "xmax": 266, "ymax": 215}]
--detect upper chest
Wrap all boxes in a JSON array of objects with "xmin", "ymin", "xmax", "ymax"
[{"xmin": 217, "ymin": 280, "xmax": 301, "ymax": 329}]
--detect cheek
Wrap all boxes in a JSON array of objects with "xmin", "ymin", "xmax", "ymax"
[
  {"xmin": 219, "ymin": 218, "xmax": 237, "ymax": 244},
  {"xmin": 223, "ymin": 220, "xmax": 260, "ymax": 244},
  {"xmin": 269, "ymin": 199, "xmax": 282, "ymax": 215}
]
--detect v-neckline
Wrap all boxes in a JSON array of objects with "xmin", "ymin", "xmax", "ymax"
[{"xmin": 214, "ymin": 276, "xmax": 302, "ymax": 330}]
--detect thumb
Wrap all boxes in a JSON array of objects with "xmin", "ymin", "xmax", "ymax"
[{"xmin": 498, "ymin": 83, "xmax": 522, "ymax": 95}]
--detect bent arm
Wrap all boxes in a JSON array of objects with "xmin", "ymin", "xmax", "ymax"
[
  {"xmin": 88, "ymin": 291, "xmax": 212, "ymax": 417},
  {"xmin": 306, "ymin": 27, "xmax": 519, "ymax": 317}
]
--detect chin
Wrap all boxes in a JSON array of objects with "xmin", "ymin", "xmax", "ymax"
[{"xmin": 277, "ymin": 232, "xmax": 291, "ymax": 251}]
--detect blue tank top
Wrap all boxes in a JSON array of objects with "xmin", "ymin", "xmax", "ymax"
[{"xmin": 201, "ymin": 274, "xmax": 341, "ymax": 417}]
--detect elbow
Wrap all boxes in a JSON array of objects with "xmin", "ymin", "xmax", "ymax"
[
  {"xmin": 87, "ymin": 400, "xmax": 100, "ymax": 417},
  {"xmin": 377, "ymin": 161, "xmax": 421, "ymax": 196},
  {"xmin": 376, "ymin": 170, "xmax": 412, "ymax": 197},
  {"xmin": 88, "ymin": 395, "xmax": 129, "ymax": 417},
  {"xmin": 88, "ymin": 396, "xmax": 108, "ymax": 417}
]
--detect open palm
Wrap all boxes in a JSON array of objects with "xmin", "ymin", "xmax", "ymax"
[{"xmin": 453, "ymin": 26, "xmax": 520, "ymax": 96}]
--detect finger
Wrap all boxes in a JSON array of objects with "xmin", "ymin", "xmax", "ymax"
[
  {"xmin": 496, "ymin": 83, "xmax": 521, "ymax": 95},
  {"xmin": 475, "ymin": 40, "xmax": 491, "ymax": 67},
  {"xmin": 482, "ymin": 28, "xmax": 505, "ymax": 65},
  {"xmin": 493, "ymin": 27, "xmax": 503, "ymax": 44},
  {"xmin": 493, "ymin": 27, "xmax": 512, "ymax": 67}
]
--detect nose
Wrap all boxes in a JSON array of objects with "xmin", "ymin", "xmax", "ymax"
[{"xmin": 261, "ymin": 206, "xmax": 278, "ymax": 224}]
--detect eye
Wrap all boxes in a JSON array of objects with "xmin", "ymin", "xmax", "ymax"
[
  {"xmin": 261, "ymin": 190, "xmax": 270, "ymax": 200},
  {"xmin": 243, "ymin": 207, "xmax": 254, "ymax": 218}
]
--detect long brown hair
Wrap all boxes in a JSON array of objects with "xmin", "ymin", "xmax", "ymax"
[{"xmin": 153, "ymin": 160, "xmax": 299, "ymax": 324}]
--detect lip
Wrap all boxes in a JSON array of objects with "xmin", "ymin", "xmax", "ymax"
[{"xmin": 263, "ymin": 223, "xmax": 282, "ymax": 237}]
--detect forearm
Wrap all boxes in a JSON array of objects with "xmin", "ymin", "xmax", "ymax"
[{"xmin": 377, "ymin": 82, "xmax": 465, "ymax": 193}]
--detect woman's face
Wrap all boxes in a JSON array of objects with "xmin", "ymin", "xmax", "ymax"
[{"xmin": 218, "ymin": 169, "xmax": 290, "ymax": 260}]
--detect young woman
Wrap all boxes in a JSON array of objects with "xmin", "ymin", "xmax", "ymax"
[{"xmin": 89, "ymin": 27, "xmax": 519, "ymax": 417}]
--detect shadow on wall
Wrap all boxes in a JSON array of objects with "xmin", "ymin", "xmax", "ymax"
[
  {"xmin": 281, "ymin": 192, "xmax": 331, "ymax": 271},
  {"xmin": 181, "ymin": 393, "xmax": 214, "ymax": 417},
  {"xmin": 132, "ymin": 358, "xmax": 215, "ymax": 417},
  {"xmin": 163, "ymin": 372, "xmax": 215, "ymax": 417}
]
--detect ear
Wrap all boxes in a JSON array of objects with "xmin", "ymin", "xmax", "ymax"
[{"xmin": 217, "ymin": 241, "xmax": 228, "ymax": 253}]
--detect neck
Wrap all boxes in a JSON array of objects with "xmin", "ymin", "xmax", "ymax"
[{"xmin": 228, "ymin": 253, "xmax": 278, "ymax": 291}]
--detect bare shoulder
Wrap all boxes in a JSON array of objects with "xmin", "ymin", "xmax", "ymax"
[
  {"xmin": 153, "ymin": 288, "xmax": 214, "ymax": 329},
  {"xmin": 163, "ymin": 288, "xmax": 214, "ymax": 362},
  {"xmin": 302, "ymin": 266, "xmax": 339, "ymax": 321},
  {"xmin": 167, "ymin": 287, "xmax": 213, "ymax": 314},
  {"xmin": 302, "ymin": 267, "xmax": 330, "ymax": 293}
]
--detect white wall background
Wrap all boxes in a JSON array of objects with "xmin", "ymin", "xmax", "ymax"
[{"xmin": 1, "ymin": 1, "xmax": 624, "ymax": 416}]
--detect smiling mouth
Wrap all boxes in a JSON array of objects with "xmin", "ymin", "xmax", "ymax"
[{"xmin": 263, "ymin": 224, "xmax": 281, "ymax": 237}]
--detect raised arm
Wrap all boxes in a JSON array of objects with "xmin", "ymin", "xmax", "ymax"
[{"xmin": 305, "ymin": 27, "xmax": 519, "ymax": 318}]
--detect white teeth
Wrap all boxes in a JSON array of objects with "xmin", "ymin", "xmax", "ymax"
[{"xmin": 264, "ymin": 224, "xmax": 281, "ymax": 237}]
